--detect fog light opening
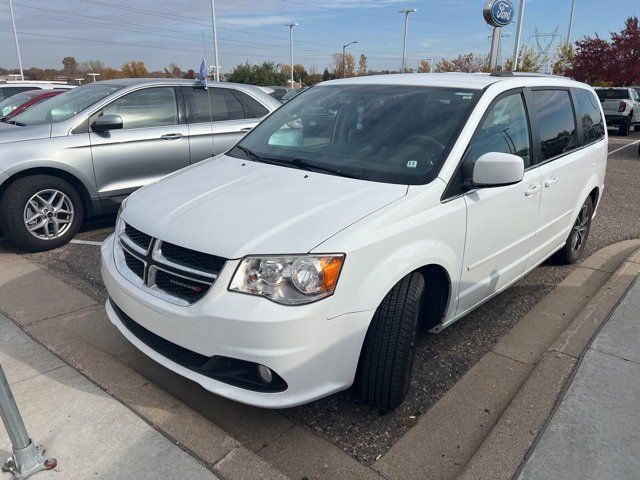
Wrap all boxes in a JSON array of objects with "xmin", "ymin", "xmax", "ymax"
[{"xmin": 257, "ymin": 364, "xmax": 274, "ymax": 384}]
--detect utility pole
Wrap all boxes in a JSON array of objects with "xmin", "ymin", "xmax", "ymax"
[
  {"xmin": 566, "ymin": 0, "xmax": 576, "ymax": 45},
  {"xmin": 285, "ymin": 23, "xmax": 298, "ymax": 88},
  {"xmin": 512, "ymin": 0, "xmax": 526, "ymax": 71},
  {"xmin": 8, "ymin": 0, "xmax": 24, "ymax": 81},
  {"xmin": 342, "ymin": 41, "xmax": 358, "ymax": 78},
  {"xmin": 399, "ymin": 8, "xmax": 417, "ymax": 72},
  {"xmin": 210, "ymin": 0, "xmax": 220, "ymax": 81}
]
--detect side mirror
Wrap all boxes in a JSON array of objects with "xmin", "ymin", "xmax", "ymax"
[
  {"xmin": 471, "ymin": 152, "xmax": 524, "ymax": 188},
  {"xmin": 91, "ymin": 114, "xmax": 123, "ymax": 133}
]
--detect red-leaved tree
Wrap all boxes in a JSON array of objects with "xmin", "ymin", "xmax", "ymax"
[{"xmin": 568, "ymin": 16, "xmax": 640, "ymax": 86}]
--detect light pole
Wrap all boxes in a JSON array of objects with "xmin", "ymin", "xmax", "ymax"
[
  {"xmin": 342, "ymin": 41, "xmax": 358, "ymax": 78},
  {"xmin": 512, "ymin": 0, "xmax": 526, "ymax": 71},
  {"xmin": 8, "ymin": 0, "xmax": 24, "ymax": 81},
  {"xmin": 399, "ymin": 8, "xmax": 417, "ymax": 73},
  {"xmin": 87, "ymin": 73, "xmax": 100, "ymax": 83},
  {"xmin": 210, "ymin": 0, "xmax": 220, "ymax": 81},
  {"xmin": 566, "ymin": 0, "xmax": 576, "ymax": 45},
  {"xmin": 285, "ymin": 23, "xmax": 298, "ymax": 88}
]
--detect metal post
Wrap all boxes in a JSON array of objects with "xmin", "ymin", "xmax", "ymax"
[
  {"xmin": 8, "ymin": 0, "xmax": 24, "ymax": 81},
  {"xmin": 489, "ymin": 27, "xmax": 502, "ymax": 71},
  {"xmin": 0, "ymin": 364, "xmax": 56, "ymax": 478},
  {"xmin": 399, "ymin": 8, "xmax": 417, "ymax": 72},
  {"xmin": 566, "ymin": 0, "xmax": 576, "ymax": 45},
  {"xmin": 210, "ymin": 0, "xmax": 220, "ymax": 82},
  {"xmin": 285, "ymin": 23, "xmax": 298, "ymax": 88},
  {"xmin": 512, "ymin": 0, "xmax": 526, "ymax": 71},
  {"xmin": 342, "ymin": 41, "xmax": 357, "ymax": 78}
]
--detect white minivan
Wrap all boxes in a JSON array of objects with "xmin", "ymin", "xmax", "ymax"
[{"xmin": 101, "ymin": 73, "xmax": 607, "ymax": 410}]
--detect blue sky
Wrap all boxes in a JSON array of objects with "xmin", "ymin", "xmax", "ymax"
[{"xmin": 0, "ymin": 0, "xmax": 638, "ymax": 73}]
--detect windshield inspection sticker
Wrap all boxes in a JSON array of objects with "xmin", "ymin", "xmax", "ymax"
[{"xmin": 407, "ymin": 160, "xmax": 418, "ymax": 168}]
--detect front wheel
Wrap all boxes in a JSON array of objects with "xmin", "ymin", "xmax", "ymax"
[
  {"xmin": 357, "ymin": 272, "xmax": 425, "ymax": 410},
  {"xmin": 552, "ymin": 197, "xmax": 593, "ymax": 265},
  {"xmin": 0, "ymin": 175, "xmax": 84, "ymax": 252}
]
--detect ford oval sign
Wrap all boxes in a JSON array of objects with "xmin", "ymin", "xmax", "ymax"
[{"xmin": 483, "ymin": 0, "xmax": 514, "ymax": 27}]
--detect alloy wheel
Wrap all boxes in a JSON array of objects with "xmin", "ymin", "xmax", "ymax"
[
  {"xmin": 571, "ymin": 205, "xmax": 589, "ymax": 253},
  {"xmin": 23, "ymin": 189, "xmax": 75, "ymax": 240}
]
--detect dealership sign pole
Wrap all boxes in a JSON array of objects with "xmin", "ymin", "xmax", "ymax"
[{"xmin": 484, "ymin": 0, "xmax": 515, "ymax": 71}]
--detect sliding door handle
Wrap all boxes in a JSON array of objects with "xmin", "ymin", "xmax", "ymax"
[
  {"xmin": 524, "ymin": 184, "xmax": 541, "ymax": 197},
  {"xmin": 160, "ymin": 133, "xmax": 183, "ymax": 140}
]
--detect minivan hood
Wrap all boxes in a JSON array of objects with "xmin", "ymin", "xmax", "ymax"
[
  {"xmin": 123, "ymin": 155, "xmax": 407, "ymax": 259},
  {"xmin": 0, "ymin": 123, "xmax": 51, "ymax": 144}
]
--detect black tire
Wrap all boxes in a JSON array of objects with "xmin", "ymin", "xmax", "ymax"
[
  {"xmin": 552, "ymin": 197, "xmax": 593, "ymax": 265},
  {"xmin": 618, "ymin": 120, "xmax": 630, "ymax": 136},
  {"xmin": 0, "ymin": 175, "xmax": 84, "ymax": 252},
  {"xmin": 634, "ymin": 124, "xmax": 640, "ymax": 132},
  {"xmin": 357, "ymin": 272, "xmax": 425, "ymax": 410}
]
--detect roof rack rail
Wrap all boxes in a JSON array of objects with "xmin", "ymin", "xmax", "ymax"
[{"xmin": 490, "ymin": 71, "xmax": 568, "ymax": 79}]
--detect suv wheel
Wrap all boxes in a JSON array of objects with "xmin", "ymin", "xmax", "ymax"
[
  {"xmin": 0, "ymin": 175, "xmax": 84, "ymax": 252},
  {"xmin": 357, "ymin": 272, "xmax": 425, "ymax": 410},
  {"xmin": 552, "ymin": 197, "xmax": 593, "ymax": 265},
  {"xmin": 619, "ymin": 120, "xmax": 630, "ymax": 136},
  {"xmin": 634, "ymin": 125, "xmax": 640, "ymax": 132}
]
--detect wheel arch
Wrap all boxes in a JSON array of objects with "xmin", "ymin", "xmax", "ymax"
[{"xmin": 0, "ymin": 167, "xmax": 95, "ymax": 219}]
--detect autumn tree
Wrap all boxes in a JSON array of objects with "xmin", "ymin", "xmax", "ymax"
[
  {"xmin": 101, "ymin": 67, "xmax": 123, "ymax": 80},
  {"xmin": 62, "ymin": 56, "xmax": 78, "ymax": 79},
  {"xmin": 358, "ymin": 54, "xmax": 368, "ymax": 76},
  {"xmin": 504, "ymin": 45, "xmax": 542, "ymax": 72},
  {"xmin": 293, "ymin": 64, "xmax": 307, "ymax": 84},
  {"xmin": 418, "ymin": 59, "xmax": 432, "ymax": 73},
  {"xmin": 332, "ymin": 52, "xmax": 356, "ymax": 78},
  {"xmin": 305, "ymin": 73, "xmax": 323, "ymax": 86},
  {"xmin": 163, "ymin": 63, "xmax": 182, "ymax": 78},
  {"xmin": 121, "ymin": 61, "xmax": 149, "ymax": 77},
  {"xmin": 609, "ymin": 16, "xmax": 640, "ymax": 85},
  {"xmin": 435, "ymin": 53, "xmax": 489, "ymax": 73},
  {"xmin": 228, "ymin": 61, "xmax": 288, "ymax": 86},
  {"xmin": 552, "ymin": 43, "xmax": 576, "ymax": 75}
]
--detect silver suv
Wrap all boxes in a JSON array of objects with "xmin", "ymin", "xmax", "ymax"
[{"xmin": 0, "ymin": 79, "xmax": 281, "ymax": 251}]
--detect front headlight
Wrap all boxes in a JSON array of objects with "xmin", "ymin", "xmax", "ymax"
[
  {"xmin": 114, "ymin": 196, "xmax": 129, "ymax": 240},
  {"xmin": 229, "ymin": 254, "xmax": 345, "ymax": 305}
]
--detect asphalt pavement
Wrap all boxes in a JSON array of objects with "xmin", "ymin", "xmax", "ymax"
[{"xmin": 2, "ymin": 130, "xmax": 639, "ymax": 465}]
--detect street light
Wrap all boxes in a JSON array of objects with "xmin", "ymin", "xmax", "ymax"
[
  {"xmin": 566, "ymin": 0, "xmax": 576, "ymax": 45},
  {"xmin": 512, "ymin": 0, "xmax": 526, "ymax": 71},
  {"xmin": 399, "ymin": 8, "xmax": 417, "ymax": 73},
  {"xmin": 87, "ymin": 73, "xmax": 101, "ymax": 83},
  {"xmin": 342, "ymin": 41, "xmax": 358, "ymax": 78},
  {"xmin": 285, "ymin": 23, "xmax": 298, "ymax": 88},
  {"xmin": 8, "ymin": 0, "xmax": 24, "ymax": 81}
]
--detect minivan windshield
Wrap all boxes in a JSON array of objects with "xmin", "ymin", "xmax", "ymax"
[
  {"xmin": 596, "ymin": 89, "xmax": 630, "ymax": 101},
  {"xmin": 229, "ymin": 84, "xmax": 480, "ymax": 185},
  {"xmin": 11, "ymin": 83, "xmax": 124, "ymax": 126}
]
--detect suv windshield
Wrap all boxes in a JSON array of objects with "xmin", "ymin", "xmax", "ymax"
[
  {"xmin": 229, "ymin": 84, "xmax": 480, "ymax": 185},
  {"xmin": 596, "ymin": 89, "xmax": 630, "ymax": 101},
  {"xmin": 11, "ymin": 84, "xmax": 124, "ymax": 126}
]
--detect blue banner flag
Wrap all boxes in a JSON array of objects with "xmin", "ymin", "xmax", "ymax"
[{"xmin": 198, "ymin": 59, "xmax": 207, "ymax": 89}]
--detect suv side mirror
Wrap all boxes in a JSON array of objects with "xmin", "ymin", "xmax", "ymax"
[
  {"xmin": 91, "ymin": 114, "xmax": 123, "ymax": 132},
  {"xmin": 471, "ymin": 152, "xmax": 524, "ymax": 188}
]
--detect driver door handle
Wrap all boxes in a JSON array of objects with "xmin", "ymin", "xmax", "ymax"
[
  {"xmin": 160, "ymin": 133, "xmax": 183, "ymax": 140},
  {"xmin": 240, "ymin": 127, "xmax": 253, "ymax": 133},
  {"xmin": 544, "ymin": 176, "xmax": 559, "ymax": 188},
  {"xmin": 525, "ymin": 184, "xmax": 541, "ymax": 197}
]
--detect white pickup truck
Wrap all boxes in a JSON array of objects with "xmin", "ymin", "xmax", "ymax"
[{"xmin": 595, "ymin": 87, "xmax": 640, "ymax": 136}]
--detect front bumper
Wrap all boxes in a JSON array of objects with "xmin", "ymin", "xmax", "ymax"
[{"xmin": 100, "ymin": 235, "xmax": 373, "ymax": 408}]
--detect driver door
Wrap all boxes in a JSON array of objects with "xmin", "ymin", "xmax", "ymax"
[
  {"xmin": 90, "ymin": 86, "xmax": 189, "ymax": 200},
  {"xmin": 456, "ymin": 90, "xmax": 542, "ymax": 316}
]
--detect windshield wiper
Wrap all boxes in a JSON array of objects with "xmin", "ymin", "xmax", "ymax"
[
  {"xmin": 288, "ymin": 158, "xmax": 363, "ymax": 179},
  {"xmin": 234, "ymin": 146, "xmax": 361, "ymax": 180}
]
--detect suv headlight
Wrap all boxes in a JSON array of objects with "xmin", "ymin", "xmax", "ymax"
[
  {"xmin": 229, "ymin": 254, "xmax": 345, "ymax": 305},
  {"xmin": 114, "ymin": 197, "xmax": 129, "ymax": 240}
]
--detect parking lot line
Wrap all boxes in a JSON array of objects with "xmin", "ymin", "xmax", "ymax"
[
  {"xmin": 609, "ymin": 139, "xmax": 640, "ymax": 156},
  {"xmin": 70, "ymin": 239, "xmax": 103, "ymax": 246}
]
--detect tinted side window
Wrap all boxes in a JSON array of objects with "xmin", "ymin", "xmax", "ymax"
[
  {"xmin": 232, "ymin": 90, "xmax": 269, "ymax": 118},
  {"xmin": 465, "ymin": 92, "xmax": 532, "ymax": 179},
  {"xmin": 186, "ymin": 88, "xmax": 247, "ymax": 122},
  {"xmin": 531, "ymin": 90, "xmax": 578, "ymax": 161},
  {"xmin": 102, "ymin": 87, "xmax": 178, "ymax": 129},
  {"xmin": 185, "ymin": 88, "xmax": 211, "ymax": 123},
  {"xmin": 574, "ymin": 89, "xmax": 605, "ymax": 144}
]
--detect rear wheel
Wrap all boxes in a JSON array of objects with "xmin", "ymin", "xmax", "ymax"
[
  {"xmin": 552, "ymin": 197, "xmax": 593, "ymax": 265},
  {"xmin": 0, "ymin": 175, "xmax": 84, "ymax": 252},
  {"xmin": 634, "ymin": 124, "xmax": 640, "ymax": 132},
  {"xmin": 619, "ymin": 120, "xmax": 630, "ymax": 136},
  {"xmin": 357, "ymin": 272, "xmax": 425, "ymax": 410}
]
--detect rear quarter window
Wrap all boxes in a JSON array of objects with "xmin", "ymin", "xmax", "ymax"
[
  {"xmin": 530, "ymin": 90, "xmax": 578, "ymax": 161},
  {"xmin": 574, "ymin": 89, "xmax": 605, "ymax": 144}
]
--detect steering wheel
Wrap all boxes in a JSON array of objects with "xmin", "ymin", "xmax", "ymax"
[{"xmin": 401, "ymin": 134, "xmax": 446, "ymax": 152}]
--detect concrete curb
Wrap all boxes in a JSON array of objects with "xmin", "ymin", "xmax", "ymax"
[{"xmin": 374, "ymin": 239, "xmax": 640, "ymax": 480}]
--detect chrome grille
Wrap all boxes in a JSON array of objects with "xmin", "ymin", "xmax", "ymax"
[{"xmin": 115, "ymin": 222, "xmax": 226, "ymax": 306}]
